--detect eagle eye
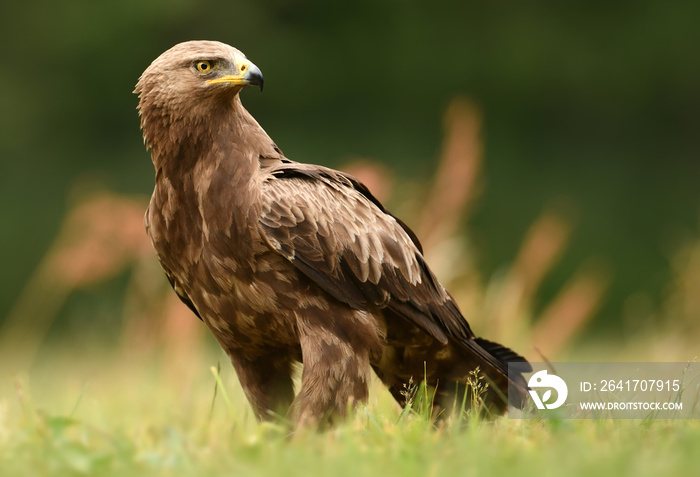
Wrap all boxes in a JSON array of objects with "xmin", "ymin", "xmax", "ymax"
[{"xmin": 195, "ymin": 60, "xmax": 212, "ymax": 73}]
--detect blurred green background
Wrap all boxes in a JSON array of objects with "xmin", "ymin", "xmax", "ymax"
[{"xmin": 1, "ymin": 0, "xmax": 699, "ymax": 348}]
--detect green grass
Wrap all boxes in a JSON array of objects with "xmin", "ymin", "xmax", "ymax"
[{"xmin": 1, "ymin": 348, "xmax": 699, "ymax": 477}]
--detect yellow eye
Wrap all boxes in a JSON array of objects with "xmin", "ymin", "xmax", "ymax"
[{"xmin": 196, "ymin": 61, "xmax": 212, "ymax": 73}]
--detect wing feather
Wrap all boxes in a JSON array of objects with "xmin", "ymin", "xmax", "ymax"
[{"xmin": 257, "ymin": 162, "xmax": 474, "ymax": 345}]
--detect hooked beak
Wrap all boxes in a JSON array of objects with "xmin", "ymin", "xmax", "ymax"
[{"xmin": 206, "ymin": 59, "xmax": 264, "ymax": 92}]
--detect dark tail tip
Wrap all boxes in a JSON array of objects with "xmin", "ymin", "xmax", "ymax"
[{"xmin": 474, "ymin": 337, "xmax": 531, "ymax": 371}]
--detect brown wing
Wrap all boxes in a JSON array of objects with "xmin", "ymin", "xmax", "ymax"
[{"xmin": 257, "ymin": 162, "xmax": 475, "ymax": 346}]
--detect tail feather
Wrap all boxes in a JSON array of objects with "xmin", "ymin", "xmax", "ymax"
[
  {"xmin": 459, "ymin": 337, "xmax": 531, "ymax": 408},
  {"xmin": 473, "ymin": 338, "xmax": 531, "ymax": 371}
]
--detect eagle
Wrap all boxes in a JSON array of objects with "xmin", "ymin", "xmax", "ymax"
[{"xmin": 135, "ymin": 40, "xmax": 528, "ymax": 425}]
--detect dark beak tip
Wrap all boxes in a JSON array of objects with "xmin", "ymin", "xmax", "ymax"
[{"xmin": 242, "ymin": 63, "xmax": 264, "ymax": 93}]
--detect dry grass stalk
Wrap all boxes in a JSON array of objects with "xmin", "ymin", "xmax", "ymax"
[
  {"xmin": 530, "ymin": 264, "xmax": 609, "ymax": 357},
  {"xmin": 418, "ymin": 97, "xmax": 482, "ymax": 252}
]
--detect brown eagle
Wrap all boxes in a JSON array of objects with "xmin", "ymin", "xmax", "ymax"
[{"xmin": 135, "ymin": 40, "xmax": 528, "ymax": 425}]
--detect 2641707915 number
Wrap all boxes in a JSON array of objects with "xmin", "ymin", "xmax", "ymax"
[{"xmin": 598, "ymin": 379, "xmax": 681, "ymax": 392}]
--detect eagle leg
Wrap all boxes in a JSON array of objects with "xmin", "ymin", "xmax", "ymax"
[
  {"xmin": 291, "ymin": 308, "xmax": 382, "ymax": 427},
  {"xmin": 228, "ymin": 351, "xmax": 296, "ymax": 422}
]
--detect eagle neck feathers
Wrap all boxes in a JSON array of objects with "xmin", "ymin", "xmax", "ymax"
[{"xmin": 146, "ymin": 95, "xmax": 273, "ymax": 268}]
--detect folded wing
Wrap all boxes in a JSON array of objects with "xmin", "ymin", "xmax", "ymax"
[{"xmin": 258, "ymin": 162, "xmax": 474, "ymax": 345}]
